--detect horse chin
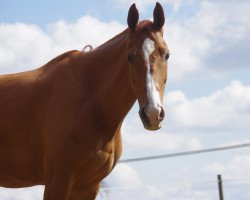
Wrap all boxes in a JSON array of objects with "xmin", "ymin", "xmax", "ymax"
[
  {"xmin": 140, "ymin": 117, "xmax": 162, "ymax": 131},
  {"xmin": 143, "ymin": 123, "xmax": 162, "ymax": 131}
]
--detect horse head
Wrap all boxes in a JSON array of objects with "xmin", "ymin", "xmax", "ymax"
[{"xmin": 126, "ymin": 2, "xmax": 169, "ymax": 130}]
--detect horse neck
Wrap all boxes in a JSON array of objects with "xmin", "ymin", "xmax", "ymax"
[{"xmin": 85, "ymin": 31, "xmax": 136, "ymax": 135}]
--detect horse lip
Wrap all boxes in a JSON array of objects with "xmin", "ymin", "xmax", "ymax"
[{"xmin": 139, "ymin": 109, "xmax": 161, "ymax": 131}]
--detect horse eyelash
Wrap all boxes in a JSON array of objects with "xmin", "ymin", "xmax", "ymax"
[{"xmin": 165, "ymin": 53, "xmax": 170, "ymax": 61}]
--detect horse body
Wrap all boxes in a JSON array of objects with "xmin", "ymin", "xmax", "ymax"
[
  {"xmin": 0, "ymin": 3, "xmax": 168, "ymax": 200},
  {"xmin": 0, "ymin": 30, "xmax": 135, "ymax": 198}
]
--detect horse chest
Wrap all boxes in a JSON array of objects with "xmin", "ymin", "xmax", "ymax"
[
  {"xmin": 76, "ymin": 148, "xmax": 117, "ymax": 184},
  {"xmin": 93, "ymin": 149, "xmax": 115, "ymax": 174},
  {"xmin": 78, "ymin": 130, "xmax": 122, "ymax": 181}
]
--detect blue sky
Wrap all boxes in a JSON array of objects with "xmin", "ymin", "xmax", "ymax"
[
  {"xmin": 0, "ymin": 0, "xmax": 167, "ymax": 27},
  {"xmin": 1, "ymin": 0, "xmax": 250, "ymax": 199},
  {"xmin": 0, "ymin": 0, "xmax": 116, "ymax": 25}
]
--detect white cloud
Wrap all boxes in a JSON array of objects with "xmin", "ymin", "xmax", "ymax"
[
  {"xmin": 202, "ymin": 154, "xmax": 250, "ymax": 200},
  {"xmin": 104, "ymin": 164, "xmax": 142, "ymax": 187},
  {"xmin": 0, "ymin": 23, "xmax": 52, "ymax": 72},
  {"xmin": 123, "ymin": 127, "xmax": 202, "ymax": 152},
  {"xmin": 166, "ymin": 22, "xmax": 207, "ymax": 81},
  {"xmin": 193, "ymin": 1, "xmax": 250, "ymax": 71},
  {"xmin": 0, "ymin": 16, "xmax": 125, "ymax": 74},
  {"xmin": 203, "ymin": 154, "xmax": 250, "ymax": 181},
  {"xmin": 165, "ymin": 0, "xmax": 250, "ymax": 81},
  {"xmin": 47, "ymin": 16, "xmax": 125, "ymax": 51},
  {"xmin": 0, "ymin": 186, "xmax": 43, "ymax": 200},
  {"xmin": 99, "ymin": 164, "xmax": 157, "ymax": 200},
  {"xmin": 166, "ymin": 80, "xmax": 250, "ymax": 131}
]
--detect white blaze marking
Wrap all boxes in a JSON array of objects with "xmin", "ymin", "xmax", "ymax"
[{"xmin": 142, "ymin": 38, "xmax": 162, "ymax": 114}]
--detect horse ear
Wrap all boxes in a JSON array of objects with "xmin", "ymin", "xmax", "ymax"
[
  {"xmin": 153, "ymin": 2, "xmax": 165, "ymax": 30},
  {"xmin": 127, "ymin": 3, "xmax": 139, "ymax": 30}
]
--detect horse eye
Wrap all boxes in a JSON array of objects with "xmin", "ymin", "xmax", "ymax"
[
  {"xmin": 165, "ymin": 53, "xmax": 170, "ymax": 61},
  {"xmin": 127, "ymin": 54, "xmax": 135, "ymax": 63}
]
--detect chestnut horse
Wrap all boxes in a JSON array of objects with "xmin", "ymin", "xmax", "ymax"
[{"xmin": 0, "ymin": 3, "xmax": 169, "ymax": 200}]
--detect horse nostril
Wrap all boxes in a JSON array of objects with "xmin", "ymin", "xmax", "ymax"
[
  {"xmin": 139, "ymin": 107, "xmax": 146, "ymax": 119},
  {"xmin": 159, "ymin": 107, "xmax": 165, "ymax": 121}
]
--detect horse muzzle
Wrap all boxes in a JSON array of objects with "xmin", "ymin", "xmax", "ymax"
[{"xmin": 139, "ymin": 104, "xmax": 165, "ymax": 131}]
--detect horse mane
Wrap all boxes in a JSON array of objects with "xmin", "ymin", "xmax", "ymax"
[
  {"xmin": 42, "ymin": 20, "xmax": 154, "ymax": 71},
  {"xmin": 40, "ymin": 50, "xmax": 79, "ymax": 72},
  {"xmin": 93, "ymin": 20, "xmax": 153, "ymax": 52},
  {"xmin": 93, "ymin": 29, "xmax": 129, "ymax": 52}
]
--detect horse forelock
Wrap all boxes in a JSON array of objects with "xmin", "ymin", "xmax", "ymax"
[{"xmin": 137, "ymin": 20, "xmax": 153, "ymax": 32}]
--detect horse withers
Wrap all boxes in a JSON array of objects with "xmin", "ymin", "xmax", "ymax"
[{"xmin": 0, "ymin": 2, "xmax": 169, "ymax": 200}]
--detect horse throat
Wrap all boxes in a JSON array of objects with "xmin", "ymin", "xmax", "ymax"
[{"xmin": 88, "ymin": 33, "xmax": 136, "ymax": 134}]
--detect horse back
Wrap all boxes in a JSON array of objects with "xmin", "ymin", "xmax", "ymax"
[{"xmin": 0, "ymin": 70, "xmax": 47, "ymax": 186}]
